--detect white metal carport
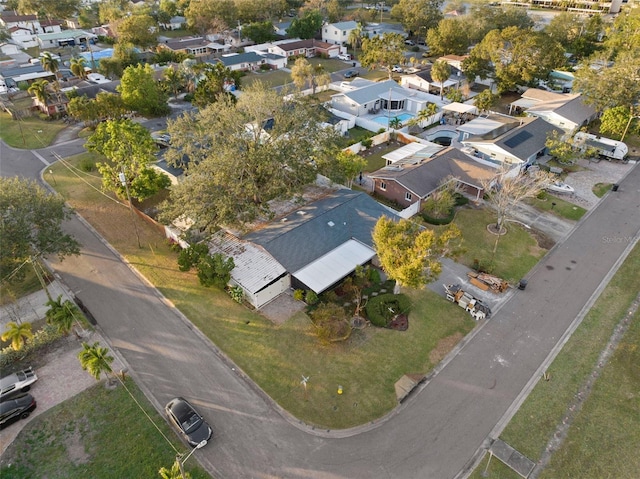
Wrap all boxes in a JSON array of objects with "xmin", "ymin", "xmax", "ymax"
[
  {"xmin": 293, "ymin": 239, "xmax": 375, "ymax": 294},
  {"xmin": 442, "ymin": 102, "xmax": 478, "ymax": 114}
]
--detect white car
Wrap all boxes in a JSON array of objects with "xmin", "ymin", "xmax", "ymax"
[
  {"xmin": 337, "ymin": 54, "xmax": 351, "ymax": 61},
  {"xmin": 404, "ymin": 40, "xmax": 415, "ymax": 46},
  {"xmin": 392, "ymin": 65, "xmax": 404, "ymax": 73},
  {"xmin": 547, "ymin": 181, "xmax": 575, "ymax": 194}
]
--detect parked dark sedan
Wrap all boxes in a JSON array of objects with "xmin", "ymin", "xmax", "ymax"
[
  {"xmin": 343, "ymin": 70, "xmax": 359, "ymax": 78},
  {"xmin": 0, "ymin": 393, "xmax": 37, "ymax": 428},
  {"xmin": 165, "ymin": 397, "xmax": 212, "ymax": 447}
]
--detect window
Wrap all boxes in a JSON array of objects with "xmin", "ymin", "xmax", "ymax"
[
  {"xmin": 405, "ymin": 192, "xmax": 412, "ymax": 201},
  {"xmin": 380, "ymin": 181, "xmax": 387, "ymax": 191}
]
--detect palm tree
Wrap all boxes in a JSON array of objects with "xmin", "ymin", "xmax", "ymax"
[
  {"xmin": 70, "ymin": 56, "xmax": 88, "ymax": 80},
  {"xmin": 1, "ymin": 321, "xmax": 34, "ymax": 351},
  {"xmin": 431, "ymin": 60, "xmax": 452, "ymax": 100},
  {"xmin": 78, "ymin": 341, "xmax": 114, "ymax": 381},
  {"xmin": 409, "ymin": 102, "xmax": 439, "ymax": 129},
  {"xmin": 159, "ymin": 460, "xmax": 191, "ymax": 479},
  {"xmin": 27, "ymin": 79, "xmax": 51, "ymax": 105},
  {"xmin": 163, "ymin": 66, "xmax": 185, "ymax": 100},
  {"xmin": 389, "ymin": 116, "xmax": 403, "ymax": 130},
  {"xmin": 40, "ymin": 52, "xmax": 60, "ymax": 82},
  {"xmin": 348, "ymin": 23, "xmax": 363, "ymax": 58},
  {"xmin": 45, "ymin": 295, "xmax": 80, "ymax": 335}
]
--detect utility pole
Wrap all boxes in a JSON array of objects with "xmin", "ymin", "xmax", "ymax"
[{"xmin": 118, "ymin": 167, "xmax": 141, "ymax": 248}]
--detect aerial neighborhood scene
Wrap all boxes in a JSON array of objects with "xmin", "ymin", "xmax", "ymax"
[{"xmin": 1, "ymin": 0, "xmax": 640, "ymax": 477}]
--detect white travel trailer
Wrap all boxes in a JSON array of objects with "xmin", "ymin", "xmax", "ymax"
[{"xmin": 574, "ymin": 132, "xmax": 628, "ymax": 161}]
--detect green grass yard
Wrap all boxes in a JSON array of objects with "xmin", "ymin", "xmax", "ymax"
[
  {"xmin": 49, "ymin": 152, "xmax": 480, "ymax": 429},
  {"xmin": 0, "ymin": 379, "xmax": 210, "ymax": 479},
  {"xmin": 0, "ymin": 112, "xmax": 67, "ymax": 149},
  {"xmin": 525, "ymin": 194, "xmax": 587, "ymax": 221}
]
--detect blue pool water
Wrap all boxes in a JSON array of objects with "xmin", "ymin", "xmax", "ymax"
[{"xmin": 372, "ymin": 113, "xmax": 414, "ymax": 126}]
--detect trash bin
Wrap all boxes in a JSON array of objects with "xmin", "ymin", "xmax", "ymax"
[
  {"xmin": 518, "ymin": 279, "xmax": 528, "ymax": 291},
  {"xmin": 352, "ymin": 62, "xmax": 356, "ymax": 67},
  {"xmin": 612, "ymin": 184, "xmax": 619, "ymax": 192}
]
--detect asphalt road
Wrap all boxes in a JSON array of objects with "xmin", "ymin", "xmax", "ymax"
[{"xmin": 3, "ymin": 131, "xmax": 639, "ymax": 478}]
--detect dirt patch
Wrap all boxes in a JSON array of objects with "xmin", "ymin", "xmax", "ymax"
[
  {"xmin": 530, "ymin": 229, "xmax": 555, "ymax": 250},
  {"xmin": 430, "ymin": 332, "xmax": 464, "ymax": 365},
  {"xmin": 65, "ymin": 417, "xmax": 92, "ymax": 465}
]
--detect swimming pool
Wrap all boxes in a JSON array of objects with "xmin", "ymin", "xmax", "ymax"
[{"xmin": 372, "ymin": 112, "xmax": 414, "ymax": 126}]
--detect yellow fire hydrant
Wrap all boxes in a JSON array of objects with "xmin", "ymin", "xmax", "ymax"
[{"xmin": 337, "ymin": 385, "xmax": 343, "ymax": 395}]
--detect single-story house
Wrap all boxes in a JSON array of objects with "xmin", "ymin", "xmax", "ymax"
[
  {"xmin": 369, "ymin": 146, "xmax": 498, "ymax": 209},
  {"xmin": 322, "ymin": 21, "xmax": 358, "ymax": 45},
  {"xmin": 207, "ymin": 231, "xmax": 289, "ymax": 309},
  {"xmin": 0, "ymin": 43, "xmax": 20, "ymax": 55},
  {"xmin": 330, "ymin": 79, "xmax": 444, "ymax": 118},
  {"xmin": 400, "ymin": 64, "xmax": 466, "ymax": 97},
  {"xmin": 460, "ymin": 116, "xmax": 562, "ymax": 166},
  {"xmin": 268, "ymin": 38, "xmax": 340, "ymax": 59},
  {"xmin": 437, "ymin": 55, "xmax": 468, "ymax": 72},
  {"xmin": 217, "ymin": 52, "xmax": 267, "ymax": 71},
  {"xmin": 0, "ymin": 64, "xmax": 55, "ymax": 92},
  {"xmin": 243, "ymin": 189, "xmax": 398, "ymax": 295},
  {"xmin": 512, "ymin": 88, "xmax": 597, "ymax": 133},
  {"xmin": 39, "ymin": 20, "xmax": 63, "ymax": 34},
  {"xmin": 161, "ymin": 16, "xmax": 185, "ymax": 31},
  {"xmin": 159, "ymin": 36, "xmax": 214, "ymax": 56},
  {"xmin": 37, "ymin": 29, "xmax": 96, "ymax": 48},
  {"xmin": 33, "ymin": 90, "xmax": 69, "ymax": 116}
]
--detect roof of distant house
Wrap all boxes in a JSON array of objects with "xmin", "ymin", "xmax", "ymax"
[
  {"xmin": 525, "ymin": 93, "xmax": 596, "ymax": 125},
  {"xmin": 163, "ymin": 36, "xmax": 209, "ymax": 50},
  {"xmin": 0, "ymin": 13, "xmax": 38, "ymax": 23},
  {"xmin": 326, "ymin": 21, "xmax": 358, "ymax": 31}
]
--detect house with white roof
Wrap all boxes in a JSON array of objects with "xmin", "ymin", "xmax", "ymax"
[
  {"xmin": 37, "ymin": 30, "xmax": 96, "ymax": 48},
  {"xmin": 322, "ymin": 21, "xmax": 358, "ymax": 45},
  {"xmin": 511, "ymin": 88, "xmax": 597, "ymax": 133},
  {"xmin": 8, "ymin": 26, "xmax": 38, "ymax": 48},
  {"xmin": 330, "ymin": 79, "xmax": 445, "ymax": 120}
]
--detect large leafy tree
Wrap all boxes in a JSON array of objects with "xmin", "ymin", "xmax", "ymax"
[
  {"xmin": 160, "ymin": 82, "xmax": 341, "ymax": 230},
  {"xmin": 290, "ymin": 57, "xmax": 331, "ymax": 95},
  {"xmin": 68, "ymin": 92, "xmax": 128, "ymax": 126},
  {"xmin": 241, "ymin": 21, "xmax": 276, "ymax": 44},
  {"xmin": 573, "ymin": 51, "xmax": 640, "ymax": 113},
  {"xmin": 464, "ymin": 27, "xmax": 565, "ymax": 93},
  {"xmin": 0, "ymin": 178, "xmax": 80, "ymax": 282},
  {"xmin": 287, "ymin": 9, "xmax": 322, "ymax": 39},
  {"xmin": 318, "ymin": 150, "xmax": 367, "ymax": 189},
  {"xmin": 600, "ymin": 106, "xmax": 639, "ymax": 140},
  {"xmin": 193, "ymin": 62, "xmax": 241, "ymax": 108},
  {"xmin": 86, "ymin": 119, "xmax": 170, "ymax": 201},
  {"xmin": 114, "ymin": 14, "xmax": 159, "ymax": 50},
  {"xmin": 78, "ymin": 341, "xmax": 114, "ymax": 381},
  {"xmin": 236, "ymin": 0, "xmax": 287, "ymax": 22},
  {"xmin": 462, "ymin": 4, "xmax": 533, "ymax": 45},
  {"xmin": 185, "ymin": 0, "xmax": 236, "ymax": 35},
  {"xmin": 162, "ymin": 66, "xmax": 186, "ymax": 100},
  {"xmin": 391, "ymin": 0, "xmax": 443, "ymax": 36},
  {"xmin": 1, "ymin": 322, "xmax": 34, "ymax": 351},
  {"xmin": 348, "ymin": 22, "xmax": 364, "ymax": 57},
  {"xmin": 431, "ymin": 60, "xmax": 451, "ymax": 100},
  {"xmin": 373, "ymin": 217, "xmax": 461, "ymax": 290},
  {"xmin": 473, "ymin": 89, "xmax": 499, "ymax": 113},
  {"xmin": 544, "ymin": 12, "xmax": 603, "ymax": 60},
  {"xmin": 426, "ymin": 18, "xmax": 470, "ymax": 56},
  {"xmin": 360, "ymin": 33, "xmax": 406, "ymax": 79},
  {"xmin": 118, "ymin": 63, "xmax": 169, "ymax": 116},
  {"xmin": 18, "ymin": 0, "xmax": 80, "ymax": 21}
]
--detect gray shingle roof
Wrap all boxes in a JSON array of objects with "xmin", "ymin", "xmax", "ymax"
[
  {"xmin": 342, "ymin": 79, "xmax": 403, "ymax": 106},
  {"xmin": 217, "ymin": 51, "xmax": 263, "ymax": 66},
  {"xmin": 243, "ymin": 190, "xmax": 397, "ymax": 273},
  {"xmin": 369, "ymin": 147, "xmax": 497, "ymax": 197}
]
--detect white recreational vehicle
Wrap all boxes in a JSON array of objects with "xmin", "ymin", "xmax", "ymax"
[{"xmin": 574, "ymin": 132, "xmax": 628, "ymax": 161}]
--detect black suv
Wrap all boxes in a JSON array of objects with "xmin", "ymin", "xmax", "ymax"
[
  {"xmin": 344, "ymin": 70, "xmax": 359, "ymax": 79},
  {"xmin": 0, "ymin": 393, "xmax": 37, "ymax": 428}
]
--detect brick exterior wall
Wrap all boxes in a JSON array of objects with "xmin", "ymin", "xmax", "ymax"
[{"xmin": 373, "ymin": 179, "xmax": 418, "ymax": 208}]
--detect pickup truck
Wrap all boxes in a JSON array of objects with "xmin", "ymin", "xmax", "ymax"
[{"xmin": 0, "ymin": 367, "xmax": 38, "ymax": 402}]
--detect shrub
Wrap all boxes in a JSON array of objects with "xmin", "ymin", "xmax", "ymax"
[
  {"xmin": 454, "ymin": 193, "xmax": 469, "ymax": 206},
  {"xmin": 365, "ymin": 293, "xmax": 411, "ymax": 328},
  {"xmin": 310, "ymin": 302, "xmax": 351, "ymax": 344},
  {"xmin": 229, "ymin": 285, "xmax": 244, "ymax": 303},
  {"xmin": 177, "ymin": 243, "xmax": 209, "ymax": 271},
  {"xmin": 361, "ymin": 138, "xmax": 373, "ymax": 148},
  {"xmin": 293, "ymin": 289, "xmax": 305, "ymax": 301},
  {"xmin": 368, "ymin": 267, "xmax": 381, "ymax": 285},
  {"xmin": 421, "ymin": 209, "xmax": 455, "ymax": 225},
  {"xmin": 305, "ymin": 290, "xmax": 319, "ymax": 305},
  {"xmin": 196, "ymin": 253, "xmax": 234, "ymax": 288},
  {"xmin": 537, "ymin": 190, "xmax": 548, "ymax": 200},
  {"xmin": 78, "ymin": 156, "xmax": 94, "ymax": 172},
  {"xmin": 321, "ymin": 290, "xmax": 339, "ymax": 303}
]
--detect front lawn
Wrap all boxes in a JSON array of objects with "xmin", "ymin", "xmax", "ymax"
[
  {"xmin": 525, "ymin": 194, "xmax": 586, "ymax": 221},
  {"xmin": 0, "ymin": 379, "xmax": 210, "ymax": 479},
  {"xmin": 0, "ymin": 112, "xmax": 67, "ymax": 149},
  {"xmin": 49, "ymin": 152, "xmax": 477, "ymax": 429},
  {"xmin": 241, "ymin": 69, "xmax": 294, "ymax": 89},
  {"xmin": 441, "ymin": 208, "xmax": 547, "ymax": 283}
]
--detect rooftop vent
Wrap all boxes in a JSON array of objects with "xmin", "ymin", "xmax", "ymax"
[{"xmin": 327, "ymin": 221, "xmax": 335, "ymax": 227}]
